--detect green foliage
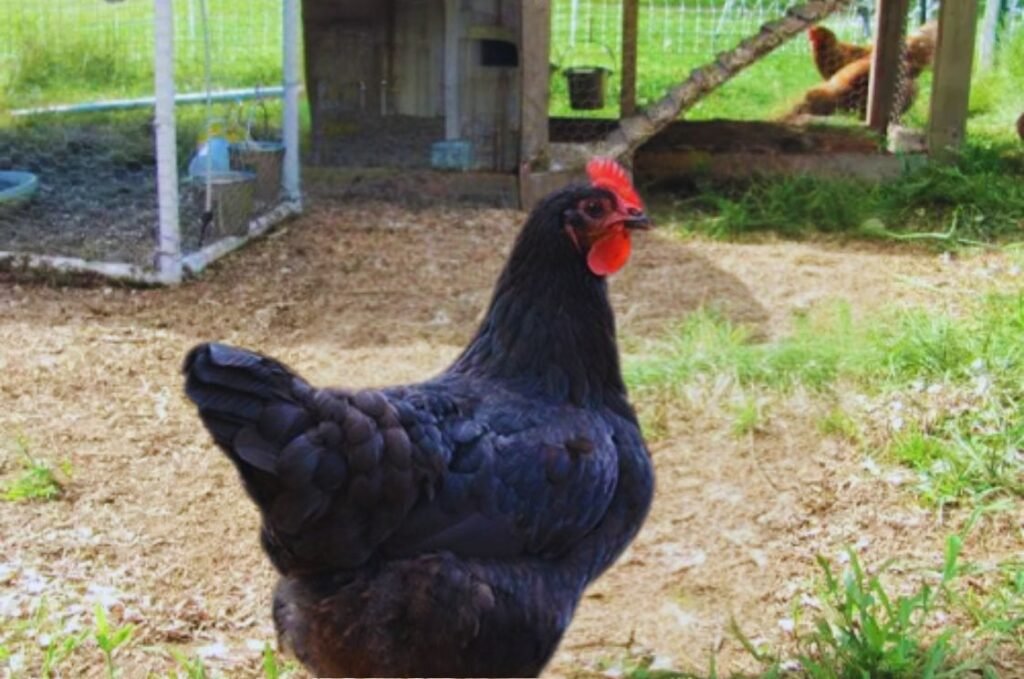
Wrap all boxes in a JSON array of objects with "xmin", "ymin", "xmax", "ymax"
[
  {"xmin": 167, "ymin": 648, "xmax": 214, "ymax": 679},
  {"xmin": 93, "ymin": 604, "xmax": 135, "ymax": 679},
  {"xmin": 262, "ymin": 643, "xmax": 300, "ymax": 679},
  {"xmin": 42, "ymin": 630, "xmax": 89, "ymax": 678},
  {"xmin": 0, "ymin": 2, "xmax": 281, "ymax": 109},
  {"xmin": 817, "ymin": 406, "xmax": 860, "ymax": 442},
  {"xmin": 730, "ymin": 396, "xmax": 763, "ymax": 437},
  {"xmin": 1, "ymin": 437, "xmax": 68, "ymax": 503},
  {"xmin": 626, "ymin": 293, "xmax": 1024, "ymax": 505},
  {"xmin": 967, "ymin": 26, "xmax": 1024, "ymax": 143},
  {"xmin": 790, "ymin": 543, "xmax": 963, "ymax": 678},
  {"xmin": 730, "ymin": 537, "xmax": 1009, "ymax": 678},
  {"xmin": 660, "ymin": 140, "xmax": 1024, "ymax": 242}
]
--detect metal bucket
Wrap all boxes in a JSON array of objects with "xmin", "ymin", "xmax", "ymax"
[
  {"xmin": 565, "ymin": 66, "xmax": 610, "ymax": 110},
  {"xmin": 189, "ymin": 171, "xmax": 256, "ymax": 240},
  {"xmin": 230, "ymin": 141, "xmax": 284, "ymax": 204}
]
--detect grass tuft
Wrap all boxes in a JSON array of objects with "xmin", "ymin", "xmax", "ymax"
[
  {"xmin": 659, "ymin": 140, "xmax": 1024, "ymax": 244},
  {"xmin": 1, "ymin": 437, "xmax": 69, "ymax": 503},
  {"xmin": 627, "ymin": 293, "xmax": 1024, "ymax": 505}
]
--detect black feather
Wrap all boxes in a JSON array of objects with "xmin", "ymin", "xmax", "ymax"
[{"xmin": 233, "ymin": 426, "xmax": 279, "ymax": 473}]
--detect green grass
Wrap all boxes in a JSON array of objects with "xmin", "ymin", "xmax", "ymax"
[
  {"xmin": 625, "ymin": 292, "xmax": 1024, "ymax": 507},
  {"xmin": 0, "ymin": 0, "xmax": 846, "ymax": 123},
  {"xmin": 0, "ymin": 1, "xmax": 282, "ymax": 111},
  {"xmin": 1, "ymin": 438, "xmax": 69, "ymax": 503},
  {"xmin": 653, "ymin": 24, "xmax": 1024, "ymax": 242},
  {"xmin": 0, "ymin": 598, "xmax": 297, "ymax": 678},
  {"xmin": 583, "ymin": 536, "xmax": 1012, "ymax": 678},
  {"xmin": 743, "ymin": 538, "xmax": 991, "ymax": 679},
  {"xmin": 654, "ymin": 139, "xmax": 1024, "ymax": 242}
]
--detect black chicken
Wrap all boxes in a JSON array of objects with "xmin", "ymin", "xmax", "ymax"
[{"xmin": 182, "ymin": 159, "xmax": 656, "ymax": 677}]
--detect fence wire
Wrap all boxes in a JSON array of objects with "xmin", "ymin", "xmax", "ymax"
[
  {"xmin": 549, "ymin": 0, "xmax": 1021, "ymax": 145},
  {"xmin": 0, "ymin": 0, "xmax": 286, "ymax": 270}
]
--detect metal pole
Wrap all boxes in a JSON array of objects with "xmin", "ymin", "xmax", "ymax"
[
  {"xmin": 283, "ymin": 0, "xmax": 302, "ymax": 204},
  {"xmin": 154, "ymin": 0, "xmax": 182, "ymax": 284}
]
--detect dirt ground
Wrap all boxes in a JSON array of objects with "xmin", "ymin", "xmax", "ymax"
[{"xmin": 0, "ymin": 196, "xmax": 1017, "ymax": 677}]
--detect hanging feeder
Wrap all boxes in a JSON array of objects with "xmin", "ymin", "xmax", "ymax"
[{"xmin": 558, "ymin": 43, "xmax": 616, "ymax": 110}]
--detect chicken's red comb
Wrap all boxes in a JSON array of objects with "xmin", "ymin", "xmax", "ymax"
[{"xmin": 586, "ymin": 157, "xmax": 643, "ymax": 209}]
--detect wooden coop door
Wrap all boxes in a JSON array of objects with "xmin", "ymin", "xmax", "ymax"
[
  {"xmin": 393, "ymin": 0, "xmax": 445, "ymax": 117},
  {"xmin": 310, "ymin": 25, "xmax": 381, "ymax": 118}
]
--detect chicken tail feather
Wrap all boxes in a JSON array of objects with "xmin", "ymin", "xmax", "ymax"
[{"xmin": 183, "ymin": 342, "xmax": 312, "ymax": 504}]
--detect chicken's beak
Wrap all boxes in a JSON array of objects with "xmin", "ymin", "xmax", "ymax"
[{"xmin": 623, "ymin": 210, "xmax": 653, "ymax": 231}]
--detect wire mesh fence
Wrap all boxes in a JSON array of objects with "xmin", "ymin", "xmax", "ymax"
[
  {"xmin": 0, "ymin": 0, "xmax": 291, "ymax": 279},
  {"xmin": 548, "ymin": 0, "xmax": 1021, "ymax": 146}
]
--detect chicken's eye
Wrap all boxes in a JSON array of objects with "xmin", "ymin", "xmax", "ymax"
[{"xmin": 583, "ymin": 200, "xmax": 605, "ymax": 219}]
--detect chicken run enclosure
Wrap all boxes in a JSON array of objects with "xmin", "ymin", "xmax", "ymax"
[
  {"xmin": 0, "ymin": 0, "xmax": 303, "ymax": 284},
  {"xmin": 0, "ymin": 0, "xmax": 1016, "ymax": 284}
]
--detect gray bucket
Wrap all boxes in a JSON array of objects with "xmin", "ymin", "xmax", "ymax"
[
  {"xmin": 230, "ymin": 141, "xmax": 284, "ymax": 204},
  {"xmin": 190, "ymin": 170, "xmax": 256, "ymax": 239}
]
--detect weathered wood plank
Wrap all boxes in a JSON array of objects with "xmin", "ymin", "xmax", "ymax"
[
  {"xmin": 520, "ymin": 0, "xmax": 552, "ymax": 168},
  {"xmin": 444, "ymin": 0, "xmax": 460, "ymax": 140},
  {"xmin": 927, "ymin": 0, "xmax": 980, "ymax": 160},
  {"xmin": 866, "ymin": 0, "xmax": 909, "ymax": 133}
]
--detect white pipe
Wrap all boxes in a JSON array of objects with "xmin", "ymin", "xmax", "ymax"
[
  {"xmin": 283, "ymin": 0, "xmax": 302, "ymax": 204},
  {"xmin": 11, "ymin": 86, "xmax": 291, "ymax": 117},
  {"xmin": 154, "ymin": 0, "xmax": 182, "ymax": 284},
  {"xmin": 181, "ymin": 201, "xmax": 301, "ymax": 276},
  {"xmin": 0, "ymin": 251, "xmax": 165, "ymax": 285},
  {"xmin": 569, "ymin": 0, "xmax": 579, "ymax": 45}
]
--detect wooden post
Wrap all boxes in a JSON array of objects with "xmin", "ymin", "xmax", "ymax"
[
  {"xmin": 620, "ymin": 0, "xmax": 639, "ymax": 116},
  {"xmin": 520, "ymin": 0, "xmax": 551, "ymax": 167},
  {"xmin": 927, "ymin": 1, "xmax": 980, "ymax": 161},
  {"xmin": 867, "ymin": 0, "xmax": 909, "ymax": 133},
  {"xmin": 519, "ymin": 0, "xmax": 552, "ymax": 208},
  {"xmin": 444, "ymin": 0, "xmax": 461, "ymax": 140}
]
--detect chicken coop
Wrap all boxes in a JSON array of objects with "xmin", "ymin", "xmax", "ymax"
[
  {"xmin": 0, "ymin": 0, "xmax": 303, "ymax": 284},
  {"xmin": 0, "ymin": 1, "xmax": 1013, "ymax": 283},
  {"xmin": 304, "ymin": 0, "xmax": 1013, "ymax": 208}
]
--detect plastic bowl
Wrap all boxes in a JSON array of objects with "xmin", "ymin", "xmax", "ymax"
[{"xmin": 0, "ymin": 170, "xmax": 39, "ymax": 206}]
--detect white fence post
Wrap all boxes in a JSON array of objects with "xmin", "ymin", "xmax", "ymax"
[
  {"xmin": 979, "ymin": 0, "xmax": 1003, "ymax": 70},
  {"xmin": 283, "ymin": 0, "xmax": 302, "ymax": 205},
  {"xmin": 154, "ymin": 0, "xmax": 182, "ymax": 284}
]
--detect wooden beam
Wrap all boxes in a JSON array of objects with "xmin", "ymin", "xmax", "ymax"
[
  {"xmin": 927, "ymin": 0, "xmax": 980, "ymax": 161},
  {"xmin": 620, "ymin": 0, "xmax": 639, "ymax": 116},
  {"xmin": 520, "ymin": 0, "xmax": 551, "ymax": 168},
  {"xmin": 444, "ymin": 0, "xmax": 461, "ymax": 140},
  {"xmin": 866, "ymin": 0, "xmax": 909, "ymax": 133}
]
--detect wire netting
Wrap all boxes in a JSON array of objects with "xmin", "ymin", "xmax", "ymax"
[
  {"xmin": 548, "ymin": 0, "xmax": 1022, "ymax": 146},
  {"xmin": 303, "ymin": 1, "xmax": 520, "ymax": 174},
  {"xmin": 0, "ymin": 0, "xmax": 288, "ymax": 272}
]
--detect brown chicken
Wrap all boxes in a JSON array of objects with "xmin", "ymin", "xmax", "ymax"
[
  {"xmin": 1017, "ymin": 112, "xmax": 1024, "ymax": 141},
  {"xmin": 807, "ymin": 22, "xmax": 937, "ymax": 81},
  {"xmin": 789, "ymin": 22, "xmax": 938, "ymax": 121},
  {"xmin": 808, "ymin": 26, "xmax": 871, "ymax": 80},
  {"xmin": 903, "ymin": 21, "xmax": 938, "ymax": 79}
]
